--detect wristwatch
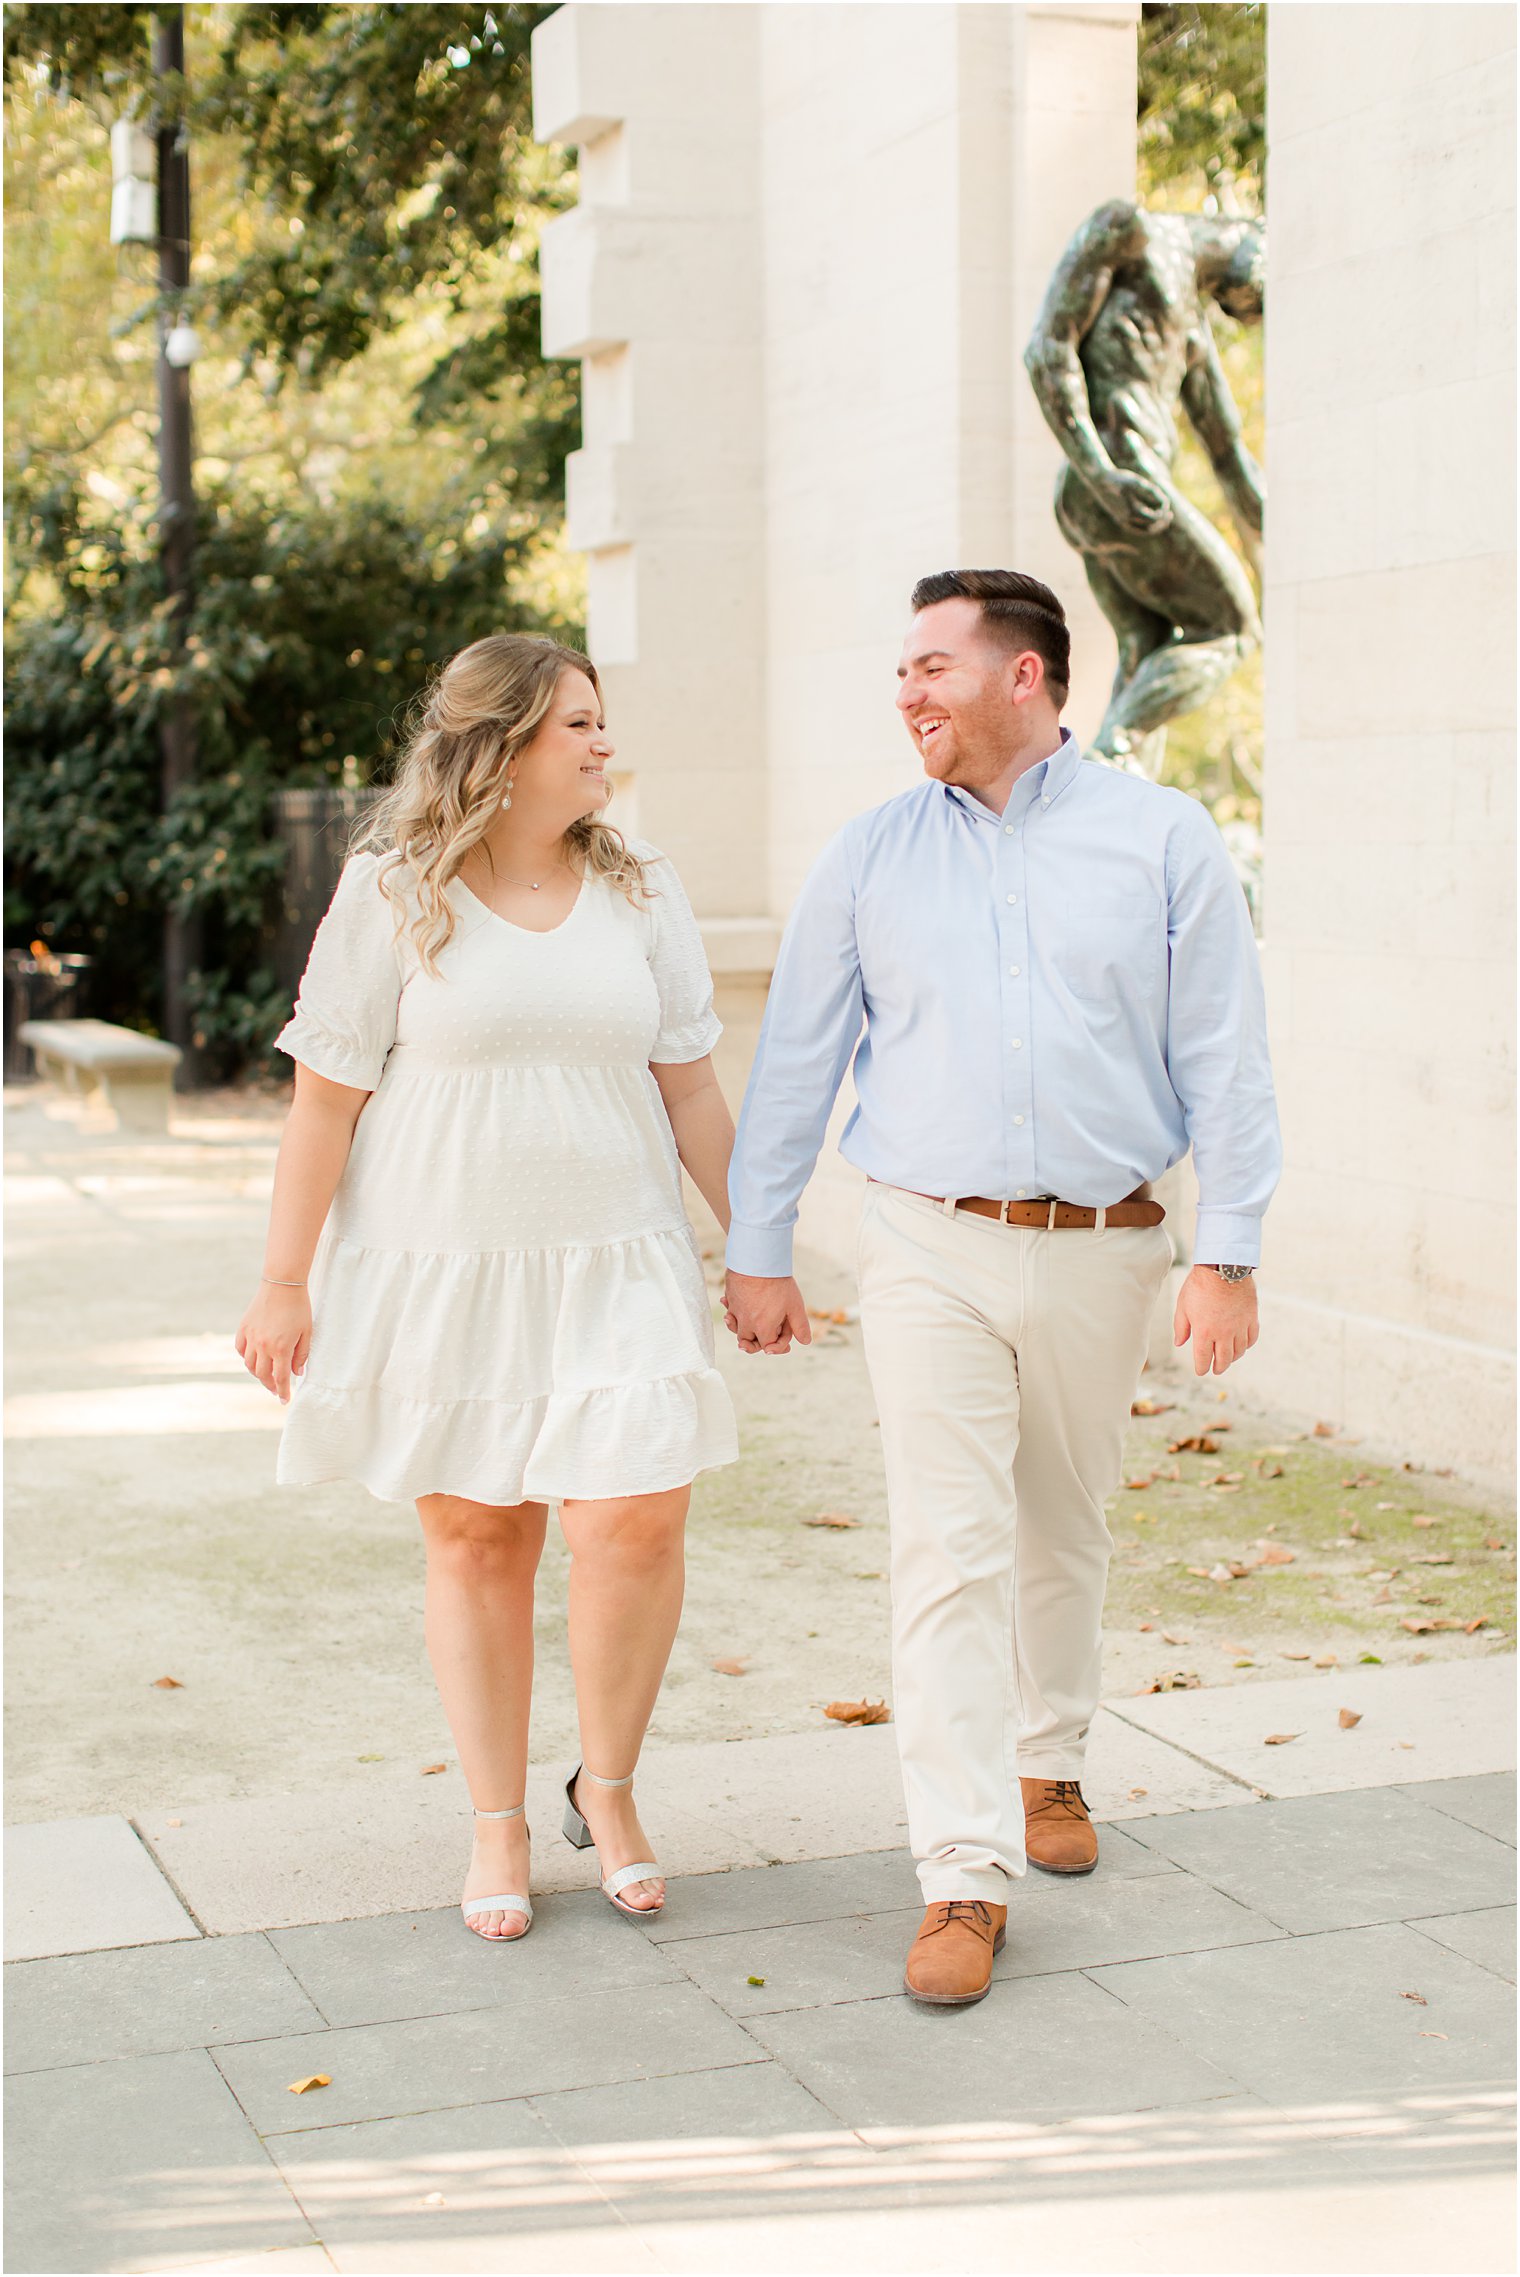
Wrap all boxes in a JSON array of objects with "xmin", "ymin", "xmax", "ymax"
[{"xmin": 1202, "ymin": 1262, "xmax": 1255, "ymax": 1283}]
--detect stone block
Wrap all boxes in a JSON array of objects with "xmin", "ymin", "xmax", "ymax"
[
  {"xmin": 747, "ymin": 1968, "xmax": 1235, "ymax": 2128},
  {"xmin": 1091, "ymin": 1920, "xmax": 1516, "ymax": 2103},
  {"xmin": 212, "ymin": 1980, "xmax": 763, "ymax": 2136},
  {"xmin": 1111, "ymin": 1659, "xmax": 1518, "ymax": 1806},
  {"xmin": 1410, "ymin": 1905, "xmax": 1516, "ymax": 1982},
  {"xmin": 1399, "ymin": 1774, "xmax": 1517, "ymax": 1847},
  {"xmin": 4, "ymin": 1815, "xmax": 200, "ymax": 1962},
  {"xmin": 5, "ymin": 2048, "xmax": 315, "ymax": 2274},
  {"xmin": 4, "ymin": 1933, "xmax": 322, "ymax": 2074}
]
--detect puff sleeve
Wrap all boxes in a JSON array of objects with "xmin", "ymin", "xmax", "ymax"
[
  {"xmin": 275, "ymin": 852, "xmax": 406, "ymax": 1091},
  {"xmin": 637, "ymin": 846, "xmax": 723, "ymax": 1065}
]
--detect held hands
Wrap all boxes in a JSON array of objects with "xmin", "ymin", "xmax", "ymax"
[
  {"xmin": 1173, "ymin": 1266, "xmax": 1258, "ymax": 1378},
  {"xmin": 723, "ymin": 1271, "xmax": 813, "ymax": 1357},
  {"xmin": 235, "ymin": 1285, "xmax": 312, "ymax": 1404}
]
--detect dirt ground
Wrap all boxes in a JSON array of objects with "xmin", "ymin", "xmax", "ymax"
[{"xmin": 4, "ymin": 1078, "xmax": 1513, "ymax": 1826}]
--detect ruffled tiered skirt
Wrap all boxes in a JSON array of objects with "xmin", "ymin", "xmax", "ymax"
[{"xmin": 276, "ymin": 1054, "xmax": 738, "ymax": 1506}]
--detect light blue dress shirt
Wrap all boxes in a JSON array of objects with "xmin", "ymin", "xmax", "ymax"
[{"xmin": 726, "ymin": 732, "xmax": 1280, "ymax": 1277}]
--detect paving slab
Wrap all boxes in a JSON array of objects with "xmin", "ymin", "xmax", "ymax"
[
  {"xmin": 158, "ymin": 2254, "xmax": 336, "ymax": 2277},
  {"xmin": 323, "ymin": 2229, "xmax": 662, "ymax": 2274},
  {"xmin": 270, "ymin": 1888, "xmax": 680, "ymax": 2029},
  {"xmin": 1120, "ymin": 1786, "xmax": 1517, "ymax": 1933},
  {"xmin": 661, "ymin": 1870, "xmax": 1282, "ymax": 2019},
  {"xmin": 636, "ymin": 1823, "xmax": 1174, "ymax": 1947},
  {"xmin": 1400, "ymin": 1772, "xmax": 1517, "ymax": 1845},
  {"xmin": 269, "ymin": 2096, "xmax": 568, "ymax": 2250},
  {"xmin": 134, "ymin": 1714, "xmax": 1239, "ymax": 1935},
  {"xmin": 746, "ymin": 1969, "xmax": 1237, "ymax": 2129},
  {"xmin": 531, "ymin": 2056, "xmax": 843, "ymax": 2150},
  {"xmin": 5, "ymin": 1813, "xmax": 202, "ymax": 1961},
  {"xmin": 1409, "ymin": 1906, "xmax": 1517, "ymax": 1982},
  {"xmin": 4, "ymin": 2048, "xmax": 316, "ymax": 2274},
  {"xmin": 4, "ymin": 1934, "xmax": 324, "ymax": 2073},
  {"xmin": 1091, "ymin": 1922, "xmax": 1516, "ymax": 2103},
  {"xmin": 212, "ymin": 1980, "xmax": 763, "ymax": 2135},
  {"xmin": 1109, "ymin": 1656, "xmax": 1517, "ymax": 1797}
]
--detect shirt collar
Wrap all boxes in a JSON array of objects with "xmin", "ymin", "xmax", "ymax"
[{"xmin": 943, "ymin": 727, "xmax": 1082, "ymax": 825}]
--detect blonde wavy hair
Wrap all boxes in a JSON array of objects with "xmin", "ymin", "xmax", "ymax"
[{"xmin": 353, "ymin": 634, "xmax": 650, "ymax": 972}]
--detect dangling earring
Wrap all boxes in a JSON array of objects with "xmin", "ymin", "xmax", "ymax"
[{"xmin": 500, "ymin": 779, "xmax": 513, "ymax": 812}]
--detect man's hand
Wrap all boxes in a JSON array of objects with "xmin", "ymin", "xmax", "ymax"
[
  {"xmin": 1174, "ymin": 1266, "xmax": 1259, "ymax": 1377},
  {"xmin": 724, "ymin": 1271, "xmax": 813, "ymax": 1357}
]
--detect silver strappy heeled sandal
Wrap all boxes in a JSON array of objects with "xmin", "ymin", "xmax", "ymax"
[
  {"xmin": 562, "ymin": 1766, "xmax": 664, "ymax": 1916},
  {"xmin": 460, "ymin": 1803, "xmax": 533, "ymax": 1941}
]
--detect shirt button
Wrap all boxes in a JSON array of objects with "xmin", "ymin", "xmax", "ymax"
[
  {"xmin": 1008, "ymin": 965, "xmax": 1020, "ymax": 978},
  {"xmin": 1041, "ymin": 796, "xmax": 1050, "ymax": 808},
  {"xmin": 1003, "ymin": 824, "xmax": 1015, "ymax": 836},
  {"xmin": 1014, "ymin": 1114, "xmax": 1025, "ymax": 1126},
  {"xmin": 1016, "ymin": 1189, "xmax": 1028, "ymax": 1198},
  {"xmin": 1006, "ymin": 893, "xmax": 1018, "ymax": 905},
  {"xmin": 1010, "ymin": 1038, "xmax": 1022, "ymax": 1050}
]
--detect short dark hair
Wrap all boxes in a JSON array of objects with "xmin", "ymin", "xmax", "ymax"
[{"xmin": 909, "ymin": 569, "xmax": 1071, "ymax": 705}]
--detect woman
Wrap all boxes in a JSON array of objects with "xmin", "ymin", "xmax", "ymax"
[{"xmin": 235, "ymin": 635, "xmax": 739, "ymax": 1941}]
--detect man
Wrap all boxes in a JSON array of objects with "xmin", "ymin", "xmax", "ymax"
[
  {"xmin": 1024, "ymin": 204, "xmax": 1265, "ymax": 774},
  {"xmin": 725, "ymin": 569, "xmax": 1280, "ymax": 2007}
]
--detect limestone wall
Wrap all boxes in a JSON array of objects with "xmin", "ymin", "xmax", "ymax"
[{"xmin": 1257, "ymin": 4, "xmax": 1516, "ymax": 1486}]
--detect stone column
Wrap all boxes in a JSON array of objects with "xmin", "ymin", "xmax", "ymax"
[
  {"xmin": 533, "ymin": 4, "xmax": 769, "ymax": 941},
  {"xmin": 760, "ymin": 2, "xmax": 1140, "ymax": 911},
  {"xmin": 1257, "ymin": 3, "xmax": 1516, "ymax": 1485}
]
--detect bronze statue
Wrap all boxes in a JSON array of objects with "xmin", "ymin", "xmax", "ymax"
[{"xmin": 1025, "ymin": 202, "xmax": 1265, "ymax": 775}]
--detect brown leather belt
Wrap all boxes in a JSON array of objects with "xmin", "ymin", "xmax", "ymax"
[{"xmin": 884, "ymin": 1181, "xmax": 1164, "ymax": 1231}]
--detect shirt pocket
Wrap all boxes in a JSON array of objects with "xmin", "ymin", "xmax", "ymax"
[{"xmin": 1058, "ymin": 886, "xmax": 1166, "ymax": 1003}]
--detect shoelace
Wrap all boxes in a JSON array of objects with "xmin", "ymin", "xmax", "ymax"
[
  {"xmin": 929, "ymin": 1899, "xmax": 995, "ymax": 1934},
  {"xmin": 1029, "ymin": 1779, "xmax": 1087, "ymax": 1817}
]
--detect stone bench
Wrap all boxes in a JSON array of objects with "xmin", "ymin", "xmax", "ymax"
[{"xmin": 19, "ymin": 1019, "xmax": 182, "ymax": 1134}]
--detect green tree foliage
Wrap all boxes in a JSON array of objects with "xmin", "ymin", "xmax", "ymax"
[
  {"xmin": 4, "ymin": 5, "xmax": 581, "ymax": 1066},
  {"xmin": 1138, "ymin": 2, "xmax": 1264, "ymax": 212}
]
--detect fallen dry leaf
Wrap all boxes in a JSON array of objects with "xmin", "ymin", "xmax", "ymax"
[
  {"xmin": 1419, "ymin": 2030, "xmax": 1449, "ymax": 2040},
  {"xmin": 1256, "ymin": 1544, "xmax": 1297, "ymax": 1566},
  {"xmin": 747, "ymin": 1974, "xmax": 766, "ymax": 1986},
  {"xmin": 1140, "ymin": 1669, "xmax": 1201, "ymax": 1694},
  {"xmin": 1400, "ymin": 1617, "xmax": 1438, "ymax": 1634},
  {"xmin": 802, "ymin": 1512, "xmax": 861, "ymax": 1529},
  {"xmin": 1340, "ymin": 1472, "xmax": 1374, "ymax": 1490},
  {"xmin": 1465, "ymin": 1617, "xmax": 1489, "ymax": 1634},
  {"xmin": 1130, "ymin": 1398, "xmax": 1175, "ymax": 1416},
  {"xmin": 1400, "ymin": 1991, "xmax": 1428, "ymax": 2006},
  {"xmin": 1314, "ymin": 1653, "xmax": 1337, "ymax": 1669},
  {"xmin": 1484, "ymin": 1536, "xmax": 1506, "ymax": 1551},
  {"xmin": 1263, "ymin": 1733, "xmax": 1300, "ymax": 1746},
  {"xmin": 1138, "ymin": 1622, "xmax": 1154, "ymax": 1632},
  {"xmin": 1372, "ymin": 1586, "xmax": 1394, "ymax": 1605},
  {"xmin": 711, "ymin": 1657, "xmax": 749, "ymax": 1676},
  {"xmin": 1208, "ymin": 1472, "xmax": 1245, "ymax": 1490},
  {"xmin": 1187, "ymin": 1565, "xmax": 1211, "ymax": 1578},
  {"xmin": 1124, "ymin": 1474, "xmax": 1156, "ymax": 1491},
  {"xmin": 808, "ymin": 1307, "xmax": 851, "ymax": 1325},
  {"xmin": 1169, "ymin": 1433, "xmax": 1222, "ymax": 1455},
  {"xmin": 420, "ymin": 1764, "xmax": 447, "ymax": 1776},
  {"xmin": 1161, "ymin": 1631, "xmax": 1189, "ymax": 1646},
  {"xmin": 1128, "ymin": 1786, "xmax": 1149, "ymax": 1799},
  {"xmin": 824, "ymin": 1698, "xmax": 890, "ymax": 1725},
  {"xmin": 1282, "ymin": 1651, "xmax": 1311, "ymax": 1661},
  {"xmin": 1411, "ymin": 1515, "xmax": 1439, "ymax": 1529},
  {"xmin": 1348, "ymin": 1519, "xmax": 1366, "ymax": 1540},
  {"xmin": 165, "ymin": 1816, "xmax": 182, "ymax": 1828},
  {"xmin": 151, "ymin": 1676, "xmax": 184, "ymax": 1690},
  {"xmin": 1256, "ymin": 1459, "xmax": 1286, "ymax": 1480},
  {"xmin": 1338, "ymin": 1708, "xmax": 1363, "ymax": 1729},
  {"xmin": 422, "ymin": 2193, "xmax": 446, "ymax": 2207},
  {"xmin": 287, "ymin": 2075, "xmax": 331, "ymax": 2095},
  {"xmin": 1409, "ymin": 1554, "xmax": 1454, "ymax": 1567},
  {"xmin": 1312, "ymin": 1420, "xmax": 1338, "ymax": 1438}
]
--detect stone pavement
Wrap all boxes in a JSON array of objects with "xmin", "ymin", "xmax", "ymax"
[{"xmin": 6, "ymin": 1664, "xmax": 1515, "ymax": 2276}]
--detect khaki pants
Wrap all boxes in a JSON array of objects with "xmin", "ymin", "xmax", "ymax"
[{"xmin": 857, "ymin": 1183, "xmax": 1173, "ymax": 1902}]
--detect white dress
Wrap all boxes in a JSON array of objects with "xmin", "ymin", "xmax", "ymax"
[{"xmin": 273, "ymin": 843, "xmax": 739, "ymax": 1506}]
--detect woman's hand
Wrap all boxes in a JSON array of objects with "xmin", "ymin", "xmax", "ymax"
[{"xmin": 236, "ymin": 1284, "xmax": 313, "ymax": 1404}]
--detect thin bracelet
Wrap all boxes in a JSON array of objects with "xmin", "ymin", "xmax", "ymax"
[{"xmin": 262, "ymin": 1276, "xmax": 307, "ymax": 1287}]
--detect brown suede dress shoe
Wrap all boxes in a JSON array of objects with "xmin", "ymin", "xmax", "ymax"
[
  {"xmin": 903, "ymin": 1899, "xmax": 1008, "ymax": 2006},
  {"xmin": 1021, "ymin": 1777, "xmax": 1099, "ymax": 1874}
]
